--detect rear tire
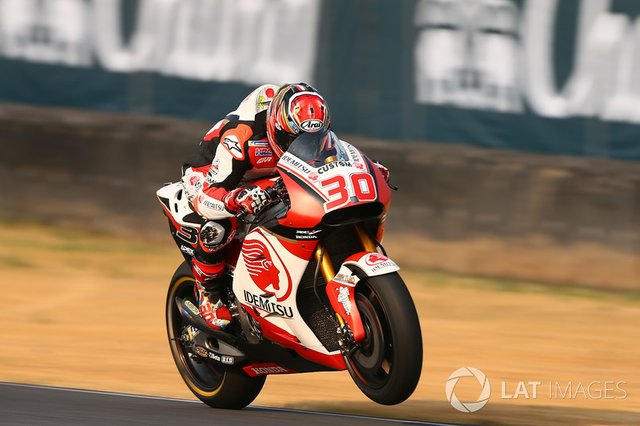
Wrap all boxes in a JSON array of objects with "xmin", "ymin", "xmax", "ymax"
[
  {"xmin": 166, "ymin": 261, "xmax": 265, "ymax": 409},
  {"xmin": 345, "ymin": 272, "xmax": 423, "ymax": 405}
]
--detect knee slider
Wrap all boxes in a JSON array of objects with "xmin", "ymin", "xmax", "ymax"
[{"xmin": 199, "ymin": 221, "xmax": 226, "ymax": 250}]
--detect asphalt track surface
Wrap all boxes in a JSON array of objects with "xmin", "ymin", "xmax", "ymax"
[{"xmin": 0, "ymin": 382, "xmax": 461, "ymax": 426}]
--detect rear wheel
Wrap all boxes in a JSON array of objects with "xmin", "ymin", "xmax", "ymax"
[
  {"xmin": 345, "ymin": 272, "xmax": 423, "ymax": 405},
  {"xmin": 166, "ymin": 261, "xmax": 265, "ymax": 409}
]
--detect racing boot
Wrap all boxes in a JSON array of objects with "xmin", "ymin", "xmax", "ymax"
[{"xmin": 192, "ymin": 258, "xmax": 232, "ymax": 330}]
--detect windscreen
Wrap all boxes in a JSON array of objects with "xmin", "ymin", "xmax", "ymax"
[{"xmin": 286, "ymin": 130, "xmax": 349, "ymax": 167}]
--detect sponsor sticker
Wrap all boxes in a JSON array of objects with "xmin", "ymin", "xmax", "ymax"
[
  {"xmin": 242, "ymin": 363, "xmax": 293, "ymax": 377},
  {"xmin": 317, "ymin": 160, "xmax": 352, "ymax": 174},
  {"xmin": 346, "ymin": 144, "xmax": 362, "ymax": 162},
  {"xmin": 300, "ymin": 119, "xmax": 324, "ymax": 132},
  {"xmin": 256, "ymin": 156, "xmax": 274, "ymax": 165},
  {"xmin": 364, "ymin": 253, "xmax": 397, "ymax": 273},
  {"xmin": 243, "ymin": 290, "xmax": 293, "ymax": 318},
  {"xmin": 365, "ymin": 253, "xmax": 388, "ymax": 265},
  {"xmin": 220, "ymin": 355, "xmax": 234, "ymax": 365},
  {"xmin": 223, "ymin": 135, "xmax": 243, "ymax": 159},
  {"xmin": 204, "ymin": 351, "xmax": 234, "ymax": 365},
  {"xmin": 180, "ymin": 245, "xmax": 195, "ymax": 257},
  {"xmin": 333, "ymin": 273, "xmax": 358, "ymax": 285},
  {"xmin": 194, "ymin": 346, "xmax": 208, "ymax": 358},
  {"xmin": 257, "ymin": 95, "xmax": 271, "ymax": 111},
  {"xmin": 295, "ymin": 229, "xmax": 322, "ymax": 240},
  {"xmin": 280, "ymin": 153, "xmax": 313, "ymax": 174},
  {"xmin": 200, "ymin": 198, "xmax": 225, "ymax": 211},
  {"xmin": 242, "ymin": 236, "xmax": 293, "ymax": 302},
  {"xmin": 208, "ymin": 159, "xmax": 220, "ymax": 177},
  {"xmin": 254, "ymin": 147, "xmax": 272, "ymax": 157},
  {"xmin": 337, "ymin": 286, "xmax": 352, "ymax": 315}
]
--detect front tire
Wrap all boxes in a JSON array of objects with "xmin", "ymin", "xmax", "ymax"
[
  {"xmin": 166, "ymin": 261, "xmax": 265, "ymax": 409},
  {"xmin": 345, "ymin": 272, "xmax": 423, "ymax": 405}
]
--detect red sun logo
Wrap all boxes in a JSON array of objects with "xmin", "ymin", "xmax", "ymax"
[{"xmin": 365, "ymin": 253, "xmax": 388, "ymax": 266}]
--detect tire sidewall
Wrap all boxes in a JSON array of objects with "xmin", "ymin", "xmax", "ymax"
[{"xmin": 346, "ymin": 271, "xmax": 423, "ymax": 405}]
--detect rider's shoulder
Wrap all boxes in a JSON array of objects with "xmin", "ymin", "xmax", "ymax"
[
  {"xmin": 229, "ymin": 84, "xmax": 279, "ymax": 121},
  {"xmin": 218, "ymin": 124, "xmax": 255, "ymax": 161}
]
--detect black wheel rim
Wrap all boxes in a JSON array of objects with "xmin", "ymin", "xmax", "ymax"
[
  {"xmin": 168, "ymin": 277, "xmax": 225, "ymax": 391},
  {"xmin": 347, "ymin": 282, "xmax": 393, "ymax": 390}
]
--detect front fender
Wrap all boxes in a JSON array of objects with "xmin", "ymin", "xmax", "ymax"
[
  {"xmin": 325, "ymin": 252, "xmax": 400, "ymax": 343},
  {"xmin": 342, "ymin": 252, "xmax": 400, "ymax": 276}
]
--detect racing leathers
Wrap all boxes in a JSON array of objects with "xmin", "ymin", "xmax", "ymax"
[{"xmin": 180, "ymin": 84, "xmax": 279, "ymax": 330}]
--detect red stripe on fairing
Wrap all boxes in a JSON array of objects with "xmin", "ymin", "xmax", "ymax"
[
  {"xmin": 277, "ymin": 163, "xmax": 329, "ymax": 201},
  {"xmin": 278, "ymin": 237, "xmax": 318, "ymax": 261},
  {"xmin": 278, "ymin": 172, "xmax": 326, "ymax": 229},
  {"xmin": 242, "ymin": 304, "xmax": 346, "ymax": 370},
  {"xmin": 366, "ymin": 156, "xmax": 392, "ymax": 209}
]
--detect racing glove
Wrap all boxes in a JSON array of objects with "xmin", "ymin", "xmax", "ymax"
[{"xmin": 224, "ymin": 185, "xmax": 271, "ymax": 216}]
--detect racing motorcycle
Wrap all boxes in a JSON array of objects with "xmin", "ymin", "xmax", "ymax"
[{"xmin": 157, "ymin": 130, "xmax": 422, "ymax": 408}]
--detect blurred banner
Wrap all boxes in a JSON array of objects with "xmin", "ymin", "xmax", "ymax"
[{"xmin": 1, "ymin": 0, "xmax": 640, "ymax": 160}]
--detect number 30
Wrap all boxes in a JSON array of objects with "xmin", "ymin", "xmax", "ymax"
[{"xmin": 320, "ymin": 173, "xmax": 376, "ymax": 211}]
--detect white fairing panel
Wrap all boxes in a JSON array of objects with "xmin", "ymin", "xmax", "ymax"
[
  {"xmin": 156, "ymin": 182, "xmax": 202, "ymax": 228},
  {"xmin": 344, "ymin": 252, "xmax": 400, "ymax": 277},
  {"xmin": 233, "ymin": 227, "xmax": 337, "ymax": 354}
]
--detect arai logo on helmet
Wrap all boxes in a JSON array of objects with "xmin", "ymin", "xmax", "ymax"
[{"xmin": 300, "ymin": 119, "xmax": 324, "ymax": 132}]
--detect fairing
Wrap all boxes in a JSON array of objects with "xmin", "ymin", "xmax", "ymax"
[{"xmin": 159, "ymin": 133, "xmax": 397, "ymax": 374}]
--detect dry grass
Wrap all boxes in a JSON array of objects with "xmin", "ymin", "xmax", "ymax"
[{"xmin": 0, "ymin": 223, "xmax": 638, "ymax": 425}]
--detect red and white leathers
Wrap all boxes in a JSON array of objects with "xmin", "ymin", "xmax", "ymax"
[{"xmin": 181, "ymin": 84, "xmax": 280, "ymax": 330}]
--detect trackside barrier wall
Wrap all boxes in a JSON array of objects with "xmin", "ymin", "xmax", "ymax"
[
  {"xmin": 1, "ymin": 103, "xmax": 637, "ymax": 253},
  {"xmin": 0, "ymin": 0, "xmax": 640, "ymax": 160}
]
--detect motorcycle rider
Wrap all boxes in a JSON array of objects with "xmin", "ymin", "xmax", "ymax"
[
  {"xmin": 176, "ymin": 83, "xmax": 330, "ymax": 330},
  {"xmin": 174, "ymin": 83, "xmax": 389, "ymax": 331}
]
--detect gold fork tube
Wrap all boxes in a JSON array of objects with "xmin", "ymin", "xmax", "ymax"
[
  {"xmin": 314, "ymin": 243, "xmax": 335, "ymax": 283},
  {"xmin": 315, "ymin": 225, "xmax": 376, "ymax": 284},
  {"xmin": 355, "ymin": 224, "xmax": 377, "ymax": 252}
]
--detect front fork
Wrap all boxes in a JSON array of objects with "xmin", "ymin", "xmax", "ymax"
[{"xmin": 314, "ymin": 225, "xmax": 380, "ymax": 354}]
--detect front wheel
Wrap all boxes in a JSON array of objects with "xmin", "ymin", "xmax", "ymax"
[
  {"xmin": 345, "ymin": 272, "xmax": 423, "ymax": 405},
  {"xmin": 166, "ymin": 261, "xmax": 265, "ymax": 409}
]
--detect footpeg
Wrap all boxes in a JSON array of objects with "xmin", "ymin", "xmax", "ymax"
[{"xmin": 176, "ymin": 297, "xmax": 241, "ymax": 346}]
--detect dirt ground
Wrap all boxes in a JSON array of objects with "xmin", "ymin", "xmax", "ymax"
[{"xmin": 0, "ymin": 223, "xmax": 638, "ymax": 425}]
